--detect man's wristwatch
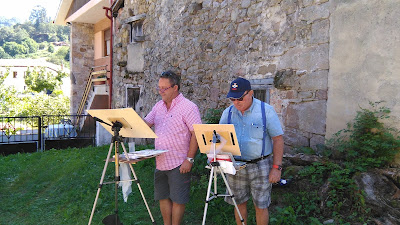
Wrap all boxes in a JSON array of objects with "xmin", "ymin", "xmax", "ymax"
[
  {"xmin": 272, "ymin": 164, "xmax": 282, "ymax": 171},
  {"xmin": 186, "ymin": 157, "xmax": 194, "ymax": 163}
]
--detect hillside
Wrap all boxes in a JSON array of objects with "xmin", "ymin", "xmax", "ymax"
[{"xmin": 0, "ymin": 8, "xmax": 70, "ymax": 67}]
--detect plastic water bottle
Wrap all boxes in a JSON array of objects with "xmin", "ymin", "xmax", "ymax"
[
  {"xmin": 273, "ymin": 178, "xmax": 290, "ymax": 186},
  {"xmin": 279, "ymin": 178, "xmax": 288, "ymax": 185}
]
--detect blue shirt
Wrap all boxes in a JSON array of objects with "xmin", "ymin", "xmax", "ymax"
[{"xmin": 219, "ymin": 98, "xmax": 283, "ymax": 161}]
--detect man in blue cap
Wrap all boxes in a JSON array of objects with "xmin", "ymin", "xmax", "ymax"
[{"xmin": 219, "ymin": 77, "xmax": 284, "ymax": 225}]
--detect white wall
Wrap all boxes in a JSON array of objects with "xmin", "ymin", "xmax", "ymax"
[{"xmin": 327, "ymin": 0, "xmax": 400, "ymax": 137}]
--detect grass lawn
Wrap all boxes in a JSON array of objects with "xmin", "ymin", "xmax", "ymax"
[{"xmin": 0, "ymin": 145, "xmax": 240, "ymax": 224}]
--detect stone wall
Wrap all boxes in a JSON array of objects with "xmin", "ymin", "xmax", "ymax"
[
  {"xmin": 70, "ymin": 22, "xmax": 95, "ymax": 114},
  {"xmin": 112, "ymin": 0, "xmax": 330, "ymax": 152}
]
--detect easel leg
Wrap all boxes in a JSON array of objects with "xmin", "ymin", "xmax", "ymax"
[
  {"xmin": 202, "ymin": 165, "xmax": 245, "ymax": 225},
  {"xmin": 114, "ymin": 141, "xmax": 120, "ymax": 225},
  {"xmin": 218, "ymin": 168, "xmax": 245, "ymax": 225},
  {"xmin": 120, "ymin": 144, "xmax": 156, "ymax": 224},
  {"xmin": 88, "ymin": 143, "xmax": 114, "ymax": 225},
  {"xmin": 202, "ymin": 166, "xmax": 216, "ymax": 225}
]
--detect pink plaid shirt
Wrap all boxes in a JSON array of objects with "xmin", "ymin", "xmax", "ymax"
[{"xmin": 145, "ymin": 93, "xmax": 202, "ymax": 170}]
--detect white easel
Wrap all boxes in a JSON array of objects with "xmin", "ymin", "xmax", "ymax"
[{"xmin": 193, "ymin": 124, "xmax": 245, "ymax": 225}]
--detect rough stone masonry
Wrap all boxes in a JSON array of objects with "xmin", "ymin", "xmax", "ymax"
[{"xmin": 111, "ymin": 0, "xmax": 330, "ymax": 153}]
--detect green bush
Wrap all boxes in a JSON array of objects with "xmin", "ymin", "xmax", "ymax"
[
  {"xmin": 48, "ymin": 44, "xmax": 54, "ymax": 53},
  {"xmin": 38, "ymin": 42, "xmax": 47, "ymax": 50},
  {"xmin": 203, "ymin": 108, "xmax": 224, "ymax": 124},
  {"xmin": 295, "ymin": 102, "xmax": 399, "ymax": 223},
  {"xmin": 327, "ymin": 101, "xmax": 400, "ymax": 170},
  {"xmin": 3, "ymin": 41, "xmax": 27, "ymax": 56}
]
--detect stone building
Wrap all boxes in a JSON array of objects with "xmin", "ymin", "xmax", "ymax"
[{"xmin": 56, "ymin": 0, "xmax": 400, "ymax": 156}]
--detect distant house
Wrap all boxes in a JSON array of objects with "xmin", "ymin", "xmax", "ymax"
[
  {"xmin": 52, "ymin": 41, "xmax": 69, "ymax": 47},
  {"xmin": 0, "ymin": 59, "xmax": 71, "ymax": 97}
]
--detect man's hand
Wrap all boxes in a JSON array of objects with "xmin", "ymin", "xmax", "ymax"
[
  {"xmin": 180, "ymin": 160, "xmax": 193, "ymax": 173},
  {"xmin": 269, "ymin": 168, "xmax": 281, "ymax": 183}
]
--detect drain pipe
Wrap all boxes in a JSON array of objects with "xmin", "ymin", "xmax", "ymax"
[{"xmin": 104, "ymin": 5, "xmax": 113, "ymax": 109}]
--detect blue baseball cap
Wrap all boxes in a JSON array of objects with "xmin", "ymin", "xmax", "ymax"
[{"xmin": 226, "ymin": 77, "xmax": 251, "ymax": 99}]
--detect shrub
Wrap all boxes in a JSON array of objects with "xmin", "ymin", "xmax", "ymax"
[
  {"xmin": 296, "ymin": 102, "xmax": 400, "ymax": 223},
  {"xmin": 203, "ymin": 108, "xmax": 224, "ymax": 124},
  {"xmin": 327, "ymin": 101, "xmax": 400, "ymax": 170}
]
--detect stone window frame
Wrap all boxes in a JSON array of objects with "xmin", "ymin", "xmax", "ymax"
[
  {"xmin": 123, "ymin": 14, "xmax": 146, "ymax": 43},
  {"xmin": 125, "ymin": 84, "xmax": 141, "ymax": 110},
  {"xmin": 249, "ymin": 78, "xmax": 274, "ymax": 104}
]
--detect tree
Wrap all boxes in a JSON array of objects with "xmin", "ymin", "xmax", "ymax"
[
  {"xmin": 3, "ymin": 42, "xmax": 27, "ymax": 57},
  {"xmin": 0, "ymin": 47, "xmax": 11, "ymax": 59},
  {"xmin": 24, "ymin": 67, "xmax": 68, "ymax": 93},
  {"xmin": 0, "ymin": 27, "xmax": 14, "ymax": 46},
  {"xmin": 56, "ymin": 46, "xmax": 69, "ymax": 61},
  {"xmin": 22, "ymin": 38, "xmax": 39, "ymax": 54},
  {"xmin": 0, "ymin": 16, "xmax": 19, "ymax": 27},
  {"xmin": 11, "ymin": 28, "xmax": 29, "ymax": 44},
  {"xmin": 56, "ymin": 26, "xmax": 70, "ymax": 42},
  {"xmin": 48, "ymin": 44, "xmax": 54, "ymax": 53},
  {"xmin": 0, "ymin": 68, "xmax": 18, "ymax": 116},
  {"xmin": 29, "ymin": 5, "xmax": 48, "ymax": 28},
  {"xmin": 17, "ymin": 93, "xmax": 70, "ymax": 117}
]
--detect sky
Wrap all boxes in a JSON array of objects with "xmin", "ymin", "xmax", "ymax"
[{"xmin": 0, "ymin": 0, "xmax": 61, "ymax": 22}]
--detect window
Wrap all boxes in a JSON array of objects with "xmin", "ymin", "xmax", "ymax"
[
  {"xmin": 104, "ymin": 28, "xmax": 111, "ymax": 57},
  {"xmin": 254, "ymin": 89, "xmax": 267, "ymax": 103},
  {"xmin": 125, "ymin": 14, "xmax": 146, "ymax": 43},
  {"xmin": 130, "ymin": 20, "xmax": 144, "ymax": 42},
  {"xmin": 126, "ymin": 87, "xmax": 140, "ymax": 110},
  {"xmin": 13, "ymin": 71, "xmax": 17, "ymax": 78},
  {"xmin": 250, "ymin": 78, "xmax": 274, "ymax": 104}
]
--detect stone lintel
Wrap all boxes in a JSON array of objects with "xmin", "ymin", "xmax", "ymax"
[{"xmin": 124, "ymin": 14, "xmax": 146, "ymax": 24}]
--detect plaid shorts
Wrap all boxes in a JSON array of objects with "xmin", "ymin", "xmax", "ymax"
[{"xmin": 224, "ymin": 156, "xmax": 273, "ymax": 209}]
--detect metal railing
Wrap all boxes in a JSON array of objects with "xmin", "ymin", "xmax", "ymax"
[
  {"xmin": 0, "ymin": 116, "xmax": 41, "ymax": 146},
  {"xmin": 41, "ymin": 114, "xmax": 96, "ymax": 140},
  {"xmin": 76, "ymin": 66, "xmax": 108, "ymax": 118},
  {"xmin": 0, "ymin": 115, "xmax": 96, "ymax": 154}
]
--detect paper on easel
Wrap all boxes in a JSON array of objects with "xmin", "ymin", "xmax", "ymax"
[
  {"xmin": 207, "ymin": 154, "xmax": 237, "ymax": 175},
  {"xmin": 219, "ymin": 161, "xmax": 237, "ymax": 175}
]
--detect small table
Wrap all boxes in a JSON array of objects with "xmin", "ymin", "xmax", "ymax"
[{"xmin": 110, "ymin": 149, "xmax": 168, "ymax": 164}]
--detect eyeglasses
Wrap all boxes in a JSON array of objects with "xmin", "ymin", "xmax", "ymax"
[
  {"xmin": 229, "ymin": 91, "xmax": 249, "ymax": 102},
  {"xmin": 157, "ymin": 85, "xmax": 174, "ymax": 93},
  {"xmin": 161, "ymin": 71, "xmax": 174, "ymax": 77}
]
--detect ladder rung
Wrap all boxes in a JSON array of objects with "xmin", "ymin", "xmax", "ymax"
[
  {"xmin": 91, "ymin": 70, "xmax": 108, "ymax": 76},
  {"xmin": 91, "ymin": 78, "xmax": 107, "ymax": 82}
]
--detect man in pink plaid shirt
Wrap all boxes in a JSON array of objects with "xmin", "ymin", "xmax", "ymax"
[{"xmin": 145, "ymin": 70, "xmax": 202, "ymax": 225}]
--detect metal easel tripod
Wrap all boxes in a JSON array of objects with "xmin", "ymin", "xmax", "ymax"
[
  {"xmin": 202, "ymin": 130, "xmax": 245, "ymax": 225},
  {"xmin": 88, "ymin": 119, "xmax": 155, "ymax": 225}
]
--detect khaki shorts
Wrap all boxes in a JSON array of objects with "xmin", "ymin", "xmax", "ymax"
[
  {"xmin": 154, "ymin": 165, "xmax": 191, "ymax": 204},
  {"xmin": 225, "ymin": 156, "xmax": 273, "ymax": 208}
]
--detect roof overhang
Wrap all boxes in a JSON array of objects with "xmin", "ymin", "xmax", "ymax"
[{"xmin": 55, "ymin": 0, "xmax": 110, "ymax": 25}]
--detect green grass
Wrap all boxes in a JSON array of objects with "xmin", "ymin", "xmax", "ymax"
[{"xmin": 0, "ymin": 145, "xmax": 239, "ymax": 225}]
